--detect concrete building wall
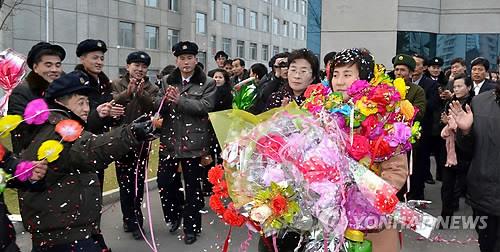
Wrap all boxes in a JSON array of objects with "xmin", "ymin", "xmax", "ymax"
[
  {"xmin": 0, "ymin": 0, "xmax": 308, "ymax": 80},
  {"xmin": 321, "ymin": 0, "xmax": 500, "ymax": 69}
]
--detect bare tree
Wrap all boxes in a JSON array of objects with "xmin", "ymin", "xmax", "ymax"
[{"xmin": 0, "ymin": 0, "xmax": 25, "ymax": 31}]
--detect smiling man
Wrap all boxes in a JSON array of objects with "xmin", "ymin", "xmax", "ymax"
[
  {"xmin": 111, "ymin": 51, "xmax": 160, "ymax": 240},
  {"xmin": 8, "ymin": 42, "xmax": 66, "ymax": 154}
]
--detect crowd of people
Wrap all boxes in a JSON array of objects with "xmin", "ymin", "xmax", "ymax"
[{"xmin": 0, "ymin": 38, "xmax": 499, "ymax": 252}]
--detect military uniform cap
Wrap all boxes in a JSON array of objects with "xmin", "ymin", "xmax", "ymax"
[
  {"xmin": 127, "ymin": 51, "xmax": 151, "ymax": 66},
  {"xmin": 45, "ymin": 70, "xmax": 97, "ymax": 100},
  {"xmin": 428, "ymin": 57, "xmax": 444, "ymax": 67},
  {"xmin": 26, "ymin": 42, "xmax": 66, "ymax": 70},
  {"xmin": 392, "ymin": 54, "xmax": 416, "ymax": 71},
  {"xmin": 172, "ymin": 41, "xmax": 198, "ymax": 57},
  {"xmin": 76, "ymin": 39, "xmax": 107, "ymax": 57}
]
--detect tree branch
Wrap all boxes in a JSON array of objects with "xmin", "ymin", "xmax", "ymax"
[{"xmin": 0, "ymin": 0, "xmax": 24, "ymax": 30}]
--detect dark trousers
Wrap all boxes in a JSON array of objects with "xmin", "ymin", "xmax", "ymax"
[
  {"xmin": 115, "ymin": 143, "xmax": 150, "ymax": 230},
  {"xmin": 430, "ymin": 135, "xmax": 445, "ymax": 180},
  {"xmin": 440, "ymin": 165, "xmax": 467, "ymax": 217},
  {"xmin": 473, "ymin": 208, "xmax": 500, "ymax": 252},
  {"xmin": 157, "ymin": 157, "xmax": 204, "ymax": 234},
  {"xmin": 32, "ymin": 239, "xmax": 101, "ymax": 252},
  {"xmin": 397, "ymin": 150, "xmax": 426, "ymax": 200}
]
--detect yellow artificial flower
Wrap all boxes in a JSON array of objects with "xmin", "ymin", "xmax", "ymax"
[
  {"xmin": 393, "ymin": 78, "xmax": 407, "ymax": 99},
  {"xmin": 37, "ymin": 140, "xmax": 64, "ymax": 162},
  {"xmin": 400, "ymin": 100, "xmax": 415, "ymax": 120},
  {"xmin": 355, "ymin": 97, "xmax": 378, "ymax": 116},
  {"xmin": 0, "ymin": 115, "xmax": 23, "ymax": 138}
]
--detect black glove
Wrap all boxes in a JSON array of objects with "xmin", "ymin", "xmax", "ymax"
[{"xmin": 130, "ymin": 114, "xmax": 158, "ymax": 141}]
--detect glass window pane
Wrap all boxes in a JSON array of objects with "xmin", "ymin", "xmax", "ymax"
[
  {"xmin": 273, "ymin": 18, "xmax": 279, "ymax": 35},
  {"xmin": 250, "ymin": 11, "xmax": 257, "ymax": 30},
  {"xmin": 237, "ymin": 40, "xmax": 245, "ymax": 58},
  {"xmin": 210, "ymin": 35, "xmax": 217, "ymax": 56},
  {"xmin": 196, "ymin": 12, "xmax": 206, "ymax": 34},
  {"xmin": 237, "ymin": 8, "xmax": 245, "ymax": 27},
  {"xmin": 222, "ymin": 4, "xmax": 231, "ymax": 24},
  {"xmin": 273, "ymin": 46, "xmax": 279, "ymax": 55},
  {"xmin": 211, "ymin": 0, "xmax": 216, "ymax": 20},
  {"xmin": 119, "ymin": 21, "xmax": 134, "ymax": 47},
  {"xmin": 145, "ymin": 0, "xmax": 158, "ymax": 7},
  {"xmin": 396, "ymin": 31, "xmax": 436, "ymax": 58},
  {"xmin": 198, "ymin": 52, "xmax": 207, "ymax": 70},
  {"xmin": 283, "ymin": 21, "xmax": 289, "ymax": 37},
  {"xmin": 250, "ymin": 43, "xmax": 257, "ymax": 60},
  {"xmin": 168, "ymin": 29, "xmax": 180, "ymax": 50},
  {"xmin": 262, "ymin": 15, "xmax": 269, "ymax": 32},
  {"xmin": 145, "ymin": 25, "xmax": 158, "ymax": 49},
  {"xmin": 169, "ymin": 0, "xmax": 179, "ymax": 11},
  {"xmin": 223, "ymin": 38, "xmax": 232, "ymax": 57},
  {"xmin": 262, "ymin": 44, "xmax": 269, "ymax": 61}
]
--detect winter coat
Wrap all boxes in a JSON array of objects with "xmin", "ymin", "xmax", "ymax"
[
  {"xmin": 415, "ymin": 75, "xmax": 439, "ymax": 137},
  {"xmin": 8, "ymin": 71, "xmax": 50, "ymax": 154},
  {"xmin": 231, "ymin": 69, "xmax": 250, "ymax": 86},
  {"xmin": 456, "ymin": 90, "xmax": 500, "ymax": 215},
  {"xmin": 159, "ymin": 66, "xmax": 216, "ymax": 159},
  {"xmin": 112, "ymin": 73, "xmax": 161, "ymax": 124},
  {"xmin": 0, "ymin": 146, "xmax": 21, "ymax": 251},
  {"xmin": 249, "ymin": 74, "xmax": 285, "ymax": 114},
  {"xmin": 74, "ymin": 64, "xmax": 115, "ymax": 134},
  {"xmin": 405, "ymin": 81, "xmax": 426, "ymax": 122},
  {"xmin": 214, "ymin": 82, "xmax": 233, "ymax": 112},
  {"xmin": 18, "ymin": 103, "xmax": 140, "ymax": 246},
  {"xmin": 365, "ymin": 154, "xmax": 408, "ymax": 252},
  {"xmin": 264, "ymin": 84, "xmax": 306, "ymax": 111}
]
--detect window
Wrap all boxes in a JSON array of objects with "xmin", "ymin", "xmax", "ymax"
[
  {"xmin": 273, "ymin": 46, "xmax": 279, "ymax": 55},
  {"xmin": 299, "ymin": 25, "xmax": 305, "ymax": 40},
  {"xmin": 223, "ymin": 38, "xmax": 232, "ymax": 56},
  {"xmin": 196, "ymin": 12, "xmax": 207, "ymax": 34},
  {"xmin": 292, "ymin": 0, "xmax": 298, "ymax": 12},
  {"xmin": 145, "ymin": 0, "xmax": 158, "ymax": 7},
  {"xmin": 222, "ymin": 3, "xmax": 231, "ymax": 24},
  {"xmin": 249, "ymin": 11, "xmax": 257, "ymax": 30},
  {"xmin": 249, "ymin": 43, "xmax": 257, "ymax": 60},
  {"xmin": 283, "ymin": 21, "xmax": 289, "ymax": 37},
  {"xmin": 272, "ymin": 18, "xmax": 279, "ymax": 35},
  {"xmin": 168, "ymin": 0, "xmax": 179, "ymax": 11},
  {"xmin": 283, "ymin": 48, "xmax": 289, "ymax": 52},
  {"xmin": 237, "ymin": 7, "xmax": 245, "ymax": 27},
  {"xmin": 291, "ymin": 23, "xmax": 297, "ymax": 38},
  {"xmin": 211, "ymin": 0, "xmax": 216, "ymax": 20},
  {"xmin": 210, "ymin": 35, "xmax": 217, "ymax": 56},
  {"xmin": 262, "ymin": 14, "xmax": 269, "ymax": 32},
  {"xmin": 300, "ymin": 0, "xmax": 306, "ymax": 15},
  {"xmin": 237, "ymin": 40, "xmax": 245, "ymax": 58},
  {"xmin": 274, "ymin": 0, "xmax": 279, "ymax": 6},
  {"xmin": 283, "ymin": 0, "xmax": 289, "ymax": 9},
  {"xmin": 168, "ymin": 29, "xmax": 180, "ymax": 50},
  {"xmin": 198, "ymin": 52, "xmax": 207, "ymax": 69},
  {"xmin": 119, "ymin": 21, "xmax": 134, "ymax": 47},
  {"xmin": 262, "ymin": 44, "xmax": 269, "ymax": 61},
  {"xmin": 144, "ymin": 25, "xmax": 158, "ymax": 49}
]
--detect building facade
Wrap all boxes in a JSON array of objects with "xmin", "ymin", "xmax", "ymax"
[
  {"xmin": 0, "ymin": 0, "xmax": 308, "ymax": 80},
  {"xmin": 321, "ymin": 0, "xmax": 500, "ymax": 70}
]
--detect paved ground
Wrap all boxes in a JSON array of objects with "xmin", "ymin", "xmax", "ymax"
[{"xmin": 15, "ymin": 162, "xmax": 481, "ymax": 252}]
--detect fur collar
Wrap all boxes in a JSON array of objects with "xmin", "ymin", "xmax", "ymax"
[
  {"xmin": 166, "ymin": 66, "xmax": 206, "ymax": 86},
  {"xmin": 74, "ymin": 64, "xmax": 111, "ymax": 91},
  {"xmin": 25, "ymin": 71, "xmax": 50, "ymax": 96}
]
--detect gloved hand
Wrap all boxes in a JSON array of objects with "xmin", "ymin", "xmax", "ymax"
[{"xmin": 130, "ymin": 114, "xmax": 159, "ymax": 141}]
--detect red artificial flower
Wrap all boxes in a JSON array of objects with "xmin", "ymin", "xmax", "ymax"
[
  {"xmin": 209, "ymin": 195, "xmax": 225, "ymax": 216},
  {"xmin": 208, "ymin": 164, "xmax": 224, "ymax": 185},
  {"xmin": 222, "ymin": 204, "xmax": 246, "ymax": 227},
  {"xmin": 374, "ymin": 184, "xmax": 399, "ymax": 214},
  {"xmin": 299, "ymin": 157, "xmax": 340, "ymax": 183},
  {"xmin": 0, "ymin": 144, "xmax": 5, "ymax": 161},
  {"xmin": 370, "ymin": 137, "xmax": 393, "ymax": 160},
  {"xmin": 346, "ymin": 134, "xmax": 371, "ymax": 161},
  {"xmin": 256, "ymin": 133, "xmax": 287, "ymax": 162},
  {"xmin": 360, "ymin": 115, "xmax": 379, "ymax": 137},
  {"xmin": 304, "ymin": 83, "xmax": 324, "ymax": 98},
  {"xmin": 55, "ymin": 119, "xmax": 83, "ymax": 142},
  {"xmin": 271, "ymin": 194, "xmax": 288, "ymax": 216},
  {"xmin": 212, "ymin": 180, "xmax": 229, "ymax": 198}
]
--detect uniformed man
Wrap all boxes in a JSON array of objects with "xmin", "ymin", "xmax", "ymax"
[
  {"xmin": 112, "ymin": 51, "xmax": 160, "ymax": 240},
  {"xmin": 157, "ymin": 41, "xmax": 216, "ymax": 245},
  {"xmin": 392, "ymin": 53, "xmax": 427, "ymax": 201}
]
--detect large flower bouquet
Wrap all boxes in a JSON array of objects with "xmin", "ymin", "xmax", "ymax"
[{"xmin": 208, "ymin": 106, "xmax": 436, "ymax": 251}]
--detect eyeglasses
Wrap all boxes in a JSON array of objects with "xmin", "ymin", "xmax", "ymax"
[{"xmin": 288, "ymin": 68, "xmax": 312, "ymax": 76}]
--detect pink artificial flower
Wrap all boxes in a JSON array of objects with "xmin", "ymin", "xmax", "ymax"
[
  {"xmin": 24, "ymin": 98, "xmax": 49, "ymax": 125},
  {"xmin": 14, "ymin": 161, "xmax": 34, "ymax": 182},
  {"xmin": 347, "ymin": 80, "xmax": 370, "ymax": 100},
  {"xmin": 386, "ymin": 122, "xmax": 412, "ymax": 148}
]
